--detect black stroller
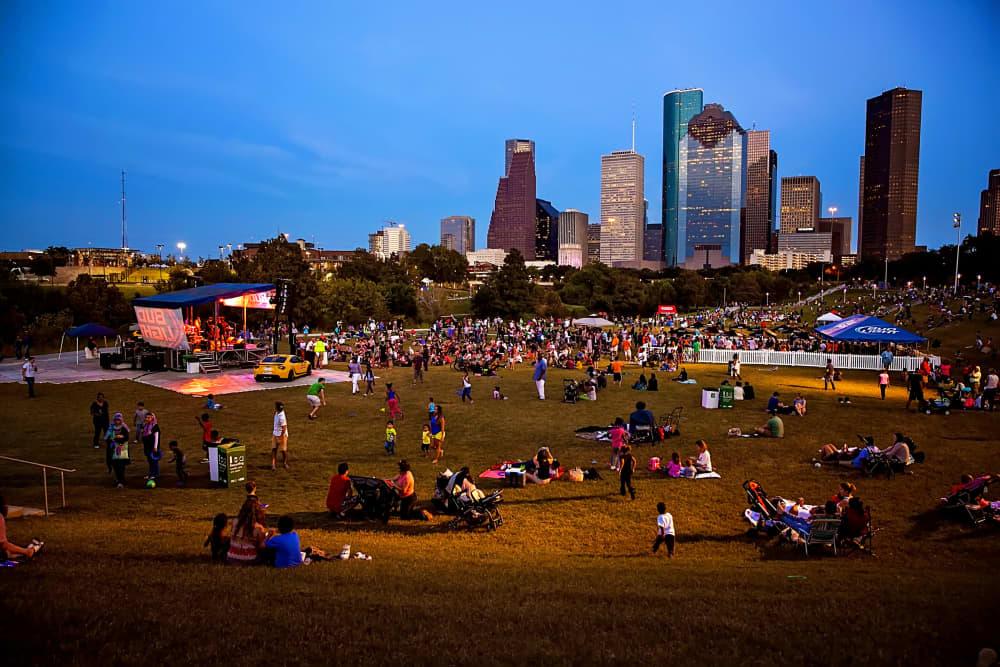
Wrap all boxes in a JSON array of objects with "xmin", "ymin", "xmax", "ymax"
[
  {"xmin": 563, "ymin": 379, "xmax": 580, "ymax": 403},
  {"xmin": 348, "ymin": 475, "xmax": 399, "ymax": 523},
  {"xmin": 433, "ymin": 469, "xmax": 504, "ymax": 531},
  {"xmin": 856, "ymin": 435, "xmax": 925, "ymax": 479}
]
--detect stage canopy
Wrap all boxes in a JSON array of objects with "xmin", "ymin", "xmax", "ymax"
[
  {"xmin": 815, "ymin": 314, "xmax": 924, "ymax": 343},
  {"xmin": 132, "ymin": 283, "xmax": 274, "ymax": 308},
  {"xmin": 67, "ymin": 322, "xmax": 118, "ymax": 337}
]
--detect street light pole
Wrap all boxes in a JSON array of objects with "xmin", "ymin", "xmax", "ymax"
[
  {"xmin": 155, "ymin": 244, "xmax": 164, "ymax": 282},
  {"xmin": 952, "ymin": 213, "xmax": 961, "ymax": 293}
]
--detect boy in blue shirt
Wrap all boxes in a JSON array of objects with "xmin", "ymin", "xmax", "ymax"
[{"xmin": 266, "ymin": 515, "xmax": 302, "ymax": 569}]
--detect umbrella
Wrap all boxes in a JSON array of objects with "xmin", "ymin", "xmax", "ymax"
[
  {"xmin": 572, "ymin": 317, "xmax": 614, "ymax": 328},
  {"xmin": 60, "ymin": 322, "xmax": 119, "ymax": 364}
]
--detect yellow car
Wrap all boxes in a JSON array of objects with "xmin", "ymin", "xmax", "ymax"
[{"xmin": 253, "ymin": 354, "xmax": 311, "ymax": 382}]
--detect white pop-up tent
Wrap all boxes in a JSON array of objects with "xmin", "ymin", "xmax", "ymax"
[{"xmin": 816, "ymin": 312, "xmax": 843, "ymax": 324}]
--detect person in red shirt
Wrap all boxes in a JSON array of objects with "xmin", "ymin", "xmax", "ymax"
[
  {"xmin": 195, "ymin": 413, "xmax": 213, "ymax": 461},
  {"xmin": 326, "ymin": 462, "xmax": 355, "ymax": 517}
]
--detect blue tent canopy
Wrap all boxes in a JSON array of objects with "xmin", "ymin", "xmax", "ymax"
[
  {"xmin": 815, "ymin": 314, "xmax": 925, "ymax": 343},
  {"xmin": 66, "ymin": 323, "xmax": 117, "ymax": 337},
  {"xmin": 132, "ymin": 283, "xmax": 274, "ymax": 308}
]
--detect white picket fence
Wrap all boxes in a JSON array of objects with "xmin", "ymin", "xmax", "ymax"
[{"xmin": 689, "ymin": 348, "xmax": 938, "ymax": 371}]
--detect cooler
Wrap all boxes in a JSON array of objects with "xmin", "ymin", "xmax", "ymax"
[
  {"xmin": 217, "ymin": 441, "xmax": 247, "ymax": 488},
  {"xmin": 701, "ymin": 389, "xmax": 719, "ymax": 409},
  {"xmin": 719, "ymin": 385, "xmax": 735, "ymax": 409}
]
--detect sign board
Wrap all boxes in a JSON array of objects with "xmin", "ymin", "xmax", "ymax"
[
  {"xmin": 657, "ymin": 305, "xmax": 677, "ymax": 315},
  {"xmin": 217, "ymin": 443, "xmax": 247, "ymax": 487},
  {"xmin": 220, "ymin": 290, "xmax": 276, "ymax": 310},
  {"xmin": 135, "ymin": 306, "xmax": 189, "ymax": 350}
]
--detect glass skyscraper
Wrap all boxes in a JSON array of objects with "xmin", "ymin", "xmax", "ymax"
[
  {"xmin": 662, "ymin": 88, "xmax": 704, "ymax": 267},
  {"xmin": 677, "ymin": 103, "xmax": 747, "ymax": 269}
]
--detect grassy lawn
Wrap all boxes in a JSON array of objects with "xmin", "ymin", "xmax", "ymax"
[{"xmin": 1, "ymin": 358, "xmax": 998, "ymax": 665}]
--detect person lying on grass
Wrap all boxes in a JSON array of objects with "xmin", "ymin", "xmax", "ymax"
[{"xmin": 0, "ymin": 493, "xmax": 42, "ymax": 560}]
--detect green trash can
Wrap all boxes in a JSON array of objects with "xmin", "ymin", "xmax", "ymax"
[
  {"xmin": 719, "ymin": 385, "xmax": 735, "ymax": 409},
  {"xmin": 217, "ymin": 441, "xmax": 247, "ymax": 488}
]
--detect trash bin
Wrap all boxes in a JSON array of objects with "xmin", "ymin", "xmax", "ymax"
[
  {"xmin": 217, "ymin": 441, "xmax": 246, "ymax": 488},
  {"xmin": 701, "ymin": 389, "xmax": 719, "ymax": 409},
  {"xmin": 719, "ymin": 385, "xmax": 735, "ymax": 409}
]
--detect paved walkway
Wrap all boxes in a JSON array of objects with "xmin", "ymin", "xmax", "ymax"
[{"xmin": 0, "ymin": 354, "xmax": 349, "ymax": 396}]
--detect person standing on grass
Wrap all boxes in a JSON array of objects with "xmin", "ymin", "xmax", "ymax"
[
  {"xmin": 90, "ymin": 392, "xmax": 110, "ymax": 449},
  {"xmin": 413, "ymin": 356, "xmax": 423, "ymax": 385},
  {"xmin": 824, "ymin": 359, "xmax": 836, "ymax": 390},
  {"xmin": 21, "ymin": 355, "xmax": 37, "ymax": 398},
  {"xmin": 386, "ymin": 383, "xmax": 402, "ymax": 420},
  {"xmin": 348, "ymin": 358, "xmax": 361, "ymax": 395},
  {"xmin": 653, "ymin": 502, "xmax": 675, "ymax": 558},
  {"xmin": 306, "ymin": 377, "xmax": 327, "ymax": 420},
  {"xmin": 619, "ymin": 445, "xmax": 636, "ymax": 500},
  {"xmin": 141, "ymin": 412, "xmax": 162, "ymax": 482},
  {"xmin": 609, "ymin": 417, "xmax": 628, "ymax": 471},
  {"xmin": 132, "ymin": 401, "xmax": 149, "ymax": 444},
  {"xmin": 271, "ymin": 402, "xmax": 289, "ymax": 471},
  {"xmin": 364, "ymin": 360, "xmax": 376, "ymax": 397},
  {"xmin": 107, "ymin": 413, "xmax": 131, "ymax": 488},
  {"xmin": 878, "ymin": 368, "xmax": 890, "ymax": 400},
  {"xmin": 533, "ymin": 351, "xmax": 547, "ymax": 400},
  {"xmin": 460, "ymin": 372, "xmax": 473, "ymax": 403},
  {"xmin": 168, "ymin": 441, "xmax": 188, "ymax": 487},
  {"xmin": 430, "ymin": 406, "xmax": 446, "ymax": 464},
  {"xmin": 611, "ymin": 358, "xmax": 624, "ymax": 387}
]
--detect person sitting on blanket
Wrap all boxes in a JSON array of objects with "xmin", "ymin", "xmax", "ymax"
[
  {"xmin": 632, "ymin": 373, "xmax": 648, "ymax": 391},
  {"xmin": 882, "ymin": 433, "xmax": 914, "ymax": 465},
  {"xmin": 663, "ymin": 451, "xmax": 682, "ymax": 478},
  {"xmin": 672, "ymin": 367, "xmax": 689, "ymax": 382},
  {"xmin": 526, "ymin": 447, "xmax": 559, "ymax": 485},
  {"xmin": 754, "ymin": 411, "xmax": 784, "ymax": 438},
  {"xmin": 326, "ymin": 462, "xmax": 356, "ymax": 517},
  {"xmin": 680, "ymin": 457, "xmax": 697, "ymax": 478},
  {"xmin": 693, "ymin": 440, "xmax": 712, "ymax": 473},
  {"xmin": 647, "ymin": 373, "xmax": 659, "ymax": 392}
]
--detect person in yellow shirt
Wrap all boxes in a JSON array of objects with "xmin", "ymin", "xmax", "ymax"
[
  {"xmin": 313, "ymin": 338, "xmax": 327, "ymax": 368},
  {"xmin": 384, "ymin": 420, "xmax": 397, "ymax": 455}
]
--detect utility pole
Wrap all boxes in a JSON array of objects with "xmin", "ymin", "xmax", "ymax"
[{"xmin": 952, "ymin": 213, "xmax": 962, "ymax": 293}]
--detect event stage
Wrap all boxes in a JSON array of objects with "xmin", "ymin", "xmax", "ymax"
[{"xmin": 0, "ymin": 354, "xmax": 349, "ymax": 396}]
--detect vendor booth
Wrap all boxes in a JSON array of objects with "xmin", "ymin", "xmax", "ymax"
[
  {"xmin": 132, "ymin": 283, "xmax": 275, "ymax": 371},
  {"xmin": 814, "ymin": 314, "xmax": 925, "ymax": 345}
]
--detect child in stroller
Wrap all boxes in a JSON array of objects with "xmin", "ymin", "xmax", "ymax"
[
  {"xmin": 432, "ymin": 467, "xmax": 504, "ymax": 530},
  {"xmin": 348, "ymin": 475, "xmax": 399, "ymax": 523}
]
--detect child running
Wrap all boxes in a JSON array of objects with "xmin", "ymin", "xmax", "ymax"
[
  {"xmin": 653, "ymin": 502, "xmax": 675, "ymax": 557},
  {"xmin": 460, "ymin": 372, "xmax": 474, "ymax": 403},
  {"xmin": 168, "ymin": 440, "xmax": 188, "ymax": 487},
  {"xmin": 384, "ymin": 420, "xmax": 397, "ymax": 455},
  {"xmin": 385, "ymin": 383, "xmax": 403, "ymax": 420},
  {"xmin": 619, "ymin": 444, "xmax": 636, "ymax": 500},
  {"xmin": 609, "ymin": 417, "xmax": 628, "ymax": 471}
]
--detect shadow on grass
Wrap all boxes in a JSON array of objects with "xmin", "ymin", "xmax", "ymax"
[
  {"xmin": 281, "ymin": 510, "xmax": 451, "ymax": 535},
  {"xmin": 503, "ymin": 493, "xmax": 607, "ymax": 507}
]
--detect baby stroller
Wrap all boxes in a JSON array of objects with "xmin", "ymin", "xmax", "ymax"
[
  {"xmin": 563, "ymin": 379, "xmax": 579, "ymax": 404},
  {"xmin": 941, "ymin": 474, "xmax": 997, "ymax": 526},
  {"xmin": 743, "ymin": 479, "xmax": 782, "ymax": 537},
  {"xmin": 856, "ymin": 435, "xmax": 925, "ymax": 479},
  {"xmin": 923, "ymin": 390, "xmax": 952, "ymax": 415},
  {"xmin": 433, "ymin": 469, "xmax": 504, "ymax": 530},
  {"xmin": 348, "ymin": 475, "xmax": 399, "ymax": 523}
]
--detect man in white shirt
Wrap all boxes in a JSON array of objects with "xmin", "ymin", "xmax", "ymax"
[
  {"xmin": 21, "ymin": 356, "xmax": 37, "ymax": 398},
  {"xmin": 271, "ymin": 401, "xmax": 289, "ymax": 470},
  {"xmin": 653, "ymin": 502, "xmax": 675, "ymax": 557}
]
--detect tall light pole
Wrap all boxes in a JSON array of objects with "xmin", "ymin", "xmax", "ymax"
[
  {"xmin": 177, "ymin": 241, "xmax": 187, "ymax": 264},
  {"xmin": 218, "ymin": 245, "xmax": 224, "ymax": 260},
  {"xmin": 952, "ymin": 213, "xmax": 961, "ymax": 293},
  {"xmin": 922, "ymin": 275, "xmax": 927, "ymax": 291},
  {"xmin": 155, "ymin": 244, "xmax": 164, "ymax": 282},
  {"xmin": 977, "ymin": 274, "xmax": 982, "ymax": 292},
  {"xmin": 765, "ymin": 291, "xmax": 770, "ymax": 308}
]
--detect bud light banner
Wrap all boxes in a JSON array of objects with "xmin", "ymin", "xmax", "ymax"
[
  {"xmin": 135, "ymin": 306, "xmax": 189, "ymax": 350},
  {"xmin": 221, "ymin": 290, "xmax": 275, "ymax": 310},
  {"xmin": 815, "ymin": 314, "xmax": 924, "ymax": 343},
  {"xmin": 657, "ymin": 305, "xmax": 677, "ymax": 315}
]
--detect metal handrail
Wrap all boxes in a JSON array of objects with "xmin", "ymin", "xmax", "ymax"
[{"xmin": 0, "ymin": 455, "xmax": 76, "ymax": 516}]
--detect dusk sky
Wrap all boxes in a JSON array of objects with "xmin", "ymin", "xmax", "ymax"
[{"xmin": 1, "ymin": 1, "xmax": 997, "ymax": 258}]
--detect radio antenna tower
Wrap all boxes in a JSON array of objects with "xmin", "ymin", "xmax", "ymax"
[{"xmin": 120, "ymin": 170, "xmax": 128, "ymax": 249}]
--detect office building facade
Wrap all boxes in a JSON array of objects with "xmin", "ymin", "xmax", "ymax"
[
  {"xmin": 368, "ymin": 223, "xmax": 411, "ymax": 259},
  {"xmin": 677, "ymin": 103, "xmax": 747, "ymax": 269},
  {"xmin": 817, "ymin": 216, "xmax": 853, "ymax": 258},
  {"xmin": 535, "ymin": 199, "xmax": 560, "ymax": 261},
  {"xmin": 600, "ymin": 150, "xmax": 645, "ymax": 265},
  {"xmin": 860, "ymin": 87, "xmax": 922, "ymax": 260},
  {"xmin": 743, "ymin": 130, "xmax": 777, "ymax": 263},
  {"xmin": 662, "ymin": 88, "xmax": 704, "ymax": 266},
  {"xmin": 487, "ymin": 138, "xmax": 537, "ymax": 257},
  {"xmin": 779, "ymin": 176, "xmax": 822, "ymax": 233},
  {"xmin": 978, "ymin": 169, "xmax": 1000, "ymax": 236},
  {"xmin": 558, "ymin": 209, "xmax": 589, "ymax": 268},
  {"xmin": 587, "ymin": 223, "xmax": 601, "ymax": 264},
  {"xmin": 440, "ymin": 216, "xmax": 475, "ymax": 255},
  {"xmin": 643, "ymin": 223, "xmax": 663, "ymax": 263}
]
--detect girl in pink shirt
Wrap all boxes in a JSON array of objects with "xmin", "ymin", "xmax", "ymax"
[{"xmin": 609, "ymin": 417, "xmax": 628, "ymax": 471}]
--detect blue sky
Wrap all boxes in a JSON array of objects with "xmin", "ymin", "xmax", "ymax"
[{"xmin": 1, "ymin": 1, "xmax": 998, "ymax": 258}]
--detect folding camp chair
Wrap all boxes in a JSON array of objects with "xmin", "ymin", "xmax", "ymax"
[
  {"xmin": 803, "ymin": 517, "xmax": 840, "ymax": 556},
  {"xmin": 660, "ymin": 407, "xmax": 683, "ymax": 437}
]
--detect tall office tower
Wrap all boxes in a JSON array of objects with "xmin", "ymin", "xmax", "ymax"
[
  {"xmin": 662, "ymin": 88, "xmax": 704, "ymax": 266},
  {"xmin": 817, "ymin": 217, "xmax": 853, "ymax": 258},
  {"xmin": 487, "ymin": 138, "xmax": 537, "ymax": 256},
  {"xmin": 643, "ymin": 224, "xmax": 663, "ymax": 262},
  {"xmin": 439, "ymin": 216, "xmax": 475, "ymax": 254},
  {"xmin": 742, "ymin": 130, "xmax": 778, "ymax": 263},
  {"xmin": 677, "ymin": 103, "xmax": 747, "ymax": 269},
  {"xmin": 368, "ymin": 222, "xmax": 412, "ymax": 259},
  {"xmin": 857, "ymin": 156, "xmax": 865, "ymax": 241},
  {"xmin": 978, "ymin": 169, "xmax": 1000, "ymax": 236},
  {"xmin": 557, "ymin": 209, "xmax": 589, "ymax": 268},
  {"xmin": 860, "ymin": 87, "xmax": 922, "ymax": 260},
  {"xmin": 779, "ymin": 176, "xmax": 822, "ymax": 233},
  {"xmin": 535, "ymin": 199, "xmax": 560, "ymax": 260},
  {"xmin": 599, "ymin": 150, "xmax": 645, "ymax": 264},
  {"xmin": 587, "ymin": 223, "xmax": 601, "ymax": 264}
]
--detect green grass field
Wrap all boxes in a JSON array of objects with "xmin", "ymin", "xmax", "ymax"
[{"xmin": 1, "ymin": 355, "xmax": 998, "ymax": 665}]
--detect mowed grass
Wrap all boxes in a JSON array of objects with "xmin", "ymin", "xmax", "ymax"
[{"xmin": 1, "ymin": 359, "xmax": 998, "ymax": 666}]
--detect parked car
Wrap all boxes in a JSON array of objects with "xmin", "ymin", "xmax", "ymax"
[{"xmin": 253, "ymin": 354, "xmax": 311, "ymax": 382}]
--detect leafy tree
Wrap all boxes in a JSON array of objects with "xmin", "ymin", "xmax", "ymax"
[
  {"xmin": 535, "ymin": 288, "xmax": 569, "ymax": 318},
  {"xmin": 407, "ymin": 244, "xmax": 468, "ymax": 284},
  {"xmin": 44, "ymin": 246, "xmax": 71, "ymax": 267},
  {"xmin": 65, "ymin": 274, "xmax": 132, "ymax": 326},
  {"xmin": 382, "ymin": 282, "xmax": 418, "ymax": 319},
  {"xmin": 672, "ymin": 270, "xmax": 707, "ymax": 309},
  {"xmin": 471, "ymin": 249, "xmax": 536, "ymax": 318},
  {"xmin": 234, "ymin": 236, "xmax": 320, "ymax": 325},
  {"xmin": 29, "ymin": 255, "xmax": 55, "ymax": 277},
  {"xmin": 198, "ymin": 260, "xmax": 237, "ymax": 284},
  {"xmin": 319, "ymin": 278, "xmax": 388, "ymax": 325}
]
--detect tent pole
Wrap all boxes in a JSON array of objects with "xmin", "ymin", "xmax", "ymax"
[{"xmin": 58, "ymin": 332, "xmax": 64, "ymax": 360}]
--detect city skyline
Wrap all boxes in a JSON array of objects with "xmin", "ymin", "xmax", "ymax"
[{"xmin": 1, "ymin": 3, "xmax": 998, "ymax": 257}]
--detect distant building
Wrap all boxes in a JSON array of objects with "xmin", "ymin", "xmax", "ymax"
[
  {"xmin": 558, "ymin": 209, "xmax": 589, "ymax": 268},
  {"xmin": 749, "ymin": 249, "xmax": 833, "ymax": 271},
  {"xmin": 368, "ymin": 222, "xmax": 411, "ymax": 260},
  {"xmin": 440, "ymin": 216, "xmax": 475, "ymax": 254},
  {"xmin": 643, "ymin": 223, "xmax": 663, "ymax": 263},
  {"xmin": 677, "ymin": 103, "xmax": 746, "ymax": 269},
  {"xmin": 817, "ymin": 217, "xmax": 853, "ymax": 258},
  {"xmin": 780, "ymin": 176, "xmax": 822, "ymax": 234},
  {"xmin": 535, "ymin": 199, "xmax": 560, "ymax": 261},
  {"xmin": 743, "ymin": 130, "xmax": 778, "ymax": 263},
  {"xmin": 466, "ymin": 248, "xmax": 509, "ymax": 266},
  {"xmin": 777, "ymin": 230, "xmax": 834, "ymax": 256},
  {"xmin": 587, "ymin": 223, "xmax": 601, "ymax": 264},
  {"xmin": 600, "ymin": 149, "xmax": 645, "ymax": 265},
  {"xmin": 487, "ymin": 139, "xmax": 536, "ymax": 256},
  {"xmin": 662, "ymin": 88, "xmax": 704, "ymax": 266},
  {"xmin": 978, "ymin": 169, "xmax": 1000, "ymax": 236},
  {"xmin": 860, "ymin": 87, "xmax": 922, "ymax": 260}
]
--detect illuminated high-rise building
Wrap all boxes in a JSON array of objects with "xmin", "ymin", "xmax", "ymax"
[
  {"xmin": 742, "ymin": 130, "xmax": 777, "ymax": 262},
  {"xmin": 535, "ymin": 199, "xmax": 560, "ymax": 261},
  {"xmin": 487, "ymin": 139, "xmax": 536, "ymax": 256},
  {"xmin": 662, "ymin": 88, "xmax": 704, "ymax": 266},
  {"xmin": 558, "ymin": 209, "xmax": 589, "ymax": 268},
  {"xmin": 978, "ymin": 169, "xmax": 1000, "ymax": 236},
  {"xmin": 779, "ymin": 176, "xmax": 822, "ymax": 233},
  {"xmin": 600, "ymin": 150, "xmax": 645, "ymax": 265},
  {"xmin": 440, "ymin": 216, "xmax": 475, "ymax": 254}
]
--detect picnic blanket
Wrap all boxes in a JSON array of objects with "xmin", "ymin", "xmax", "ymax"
[
  {"xmin": 574, "ymin": 426, "xmax": 610, "ymax": 442},
  {"xmin": 675, "ymin": 379, "xmax": 698, "ymax": 385}
]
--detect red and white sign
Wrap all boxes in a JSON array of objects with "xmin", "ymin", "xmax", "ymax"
[
  {"xmin": 657, "ymin": 305, "xmax": 677, "ymax": 315},
  {"xmin": 221, "ymin": 290, "xmax": 275, "ymax": 310},
  {"xmin": 135, "ymin": 306, "xmax": 189, "ymax": 350}
]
